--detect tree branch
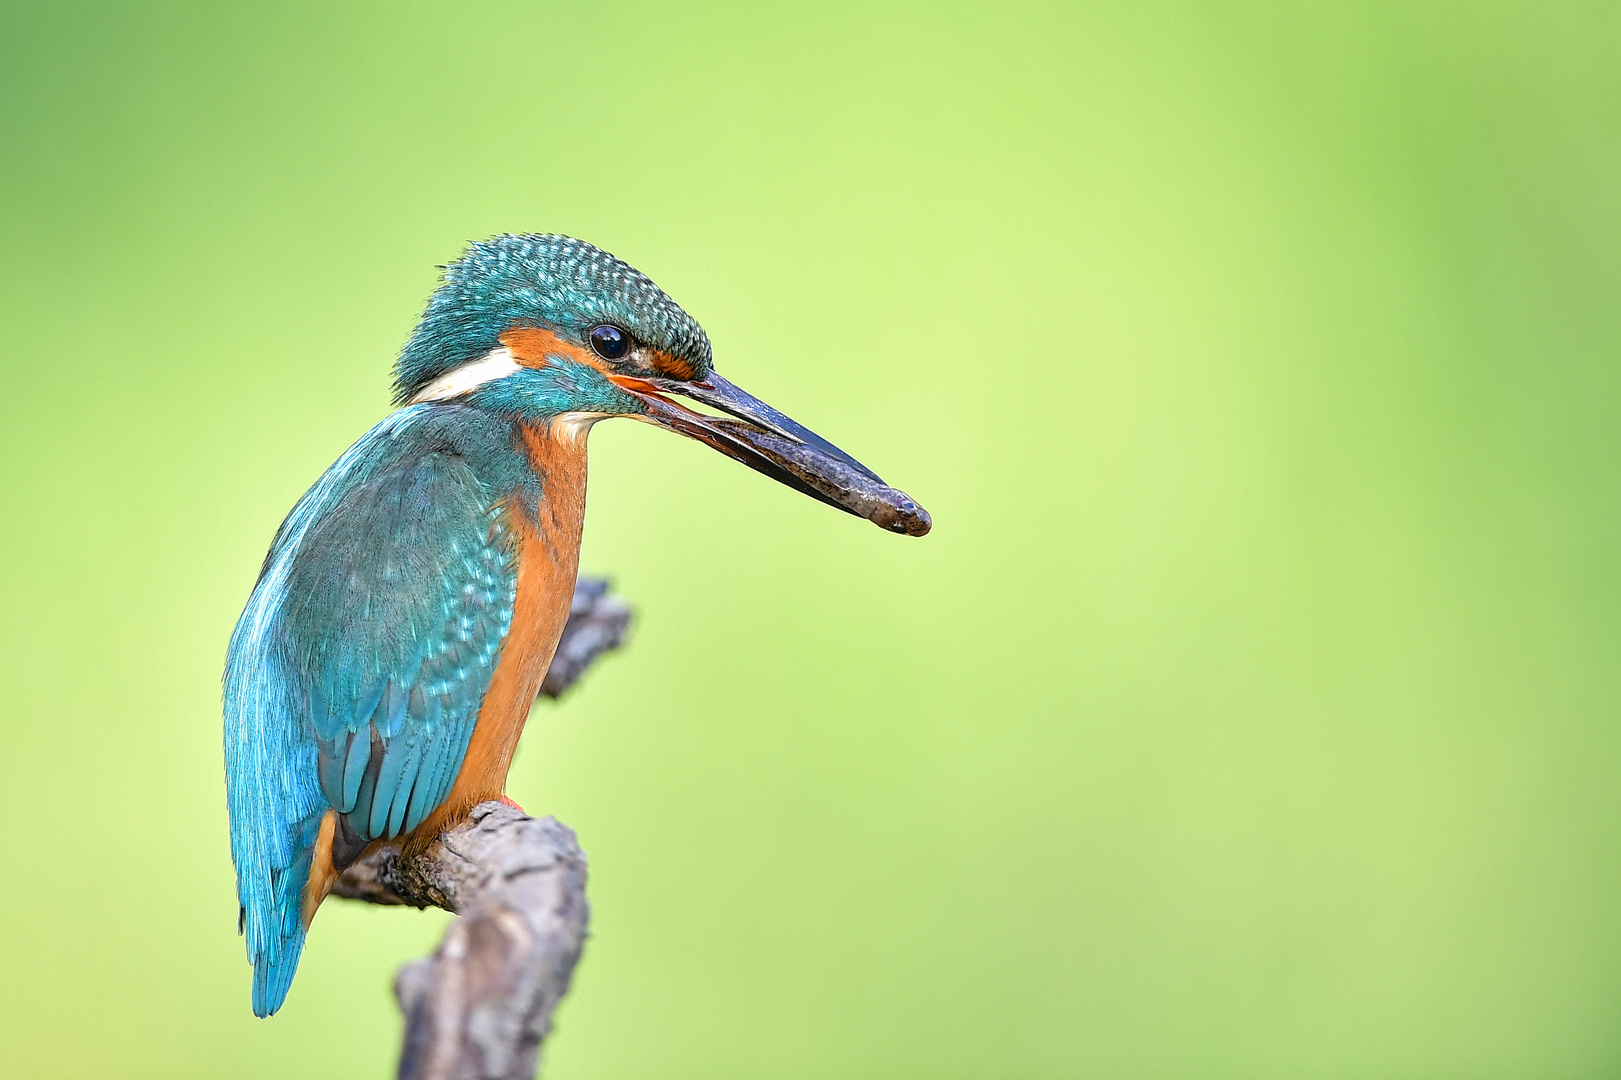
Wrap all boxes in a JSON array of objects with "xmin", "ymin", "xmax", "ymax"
[
  {"xmin": 539, "ymin": 578, "xmax": 631, "ymax": 699},
  {"xmin": 329, "ymin": 577, "xmax": 630, "ymax": 1080},
  {"xmin": 334, "ymin": 806, "xmax": 588, "ymax": 1080}
]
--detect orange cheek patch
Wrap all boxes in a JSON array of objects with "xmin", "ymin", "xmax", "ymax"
[
  {"xmin": 649, "ymin": 350, "xmax": 699, "ymax": 381},
  {"xmin": 500, "ymin": 326, "xmax": 602, "ymax": 371}
]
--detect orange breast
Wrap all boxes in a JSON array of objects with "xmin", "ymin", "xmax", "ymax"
[{"xmin": 403, "ymin": 420, "xmax": 590, "ymax": 852}]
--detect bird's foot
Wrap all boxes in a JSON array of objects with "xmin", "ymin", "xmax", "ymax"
[{"xmin": 498, "ymin": 794, "xmax": 526, "ymax": 814}]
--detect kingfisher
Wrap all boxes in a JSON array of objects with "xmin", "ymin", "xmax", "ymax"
[{"xmin": 223, "ymin": 234, "xmax": 929, "ymax": 1017}]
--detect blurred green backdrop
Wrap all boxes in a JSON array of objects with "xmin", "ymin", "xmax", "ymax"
[{"xmin": 3, "ymin": 2, "xmax": 1619, "ymax": 1077}]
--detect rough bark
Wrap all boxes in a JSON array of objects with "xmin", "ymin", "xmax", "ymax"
[{"xmin": 328, "ymin": 577, "xmax": 630, "ymax": 1080}]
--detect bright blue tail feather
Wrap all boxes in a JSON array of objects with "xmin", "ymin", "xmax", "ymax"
[
  {"xmin": 247, "ymin": 818, "xmax": 318, "ymax": 1017},
  {"xmin": 252, "ymin": 922, "xmax": 307, "ymax": 1018}
]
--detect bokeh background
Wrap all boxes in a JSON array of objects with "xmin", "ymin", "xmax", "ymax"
[{"xmin": 3, "ymin": 2, "xmax": 1619, "ymax": 1077}]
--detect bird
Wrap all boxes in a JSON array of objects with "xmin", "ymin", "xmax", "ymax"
[{"xmin": 223, "ymin": 234, "xmax": 930, "ymax": 1017}]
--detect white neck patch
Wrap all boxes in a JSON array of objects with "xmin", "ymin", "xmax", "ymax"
[
  {"xmin": 552, "ymin": 411, "xmax": 607, "ymax": 445},
  {"xmin": 408, "ymin": 347, "xmax": 523, "ymax": 404}
]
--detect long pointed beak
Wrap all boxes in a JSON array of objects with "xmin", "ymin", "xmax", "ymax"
[{"xmin": 609, "ymin": 371, "xmax": 931, "ymax": 537}]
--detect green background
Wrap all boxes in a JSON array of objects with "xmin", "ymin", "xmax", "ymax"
[{"xmin": 2, "ymin": 2, "xmax": 1618, "ymax": 1077}]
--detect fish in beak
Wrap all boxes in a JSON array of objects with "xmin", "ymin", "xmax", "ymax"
[{"xmin": 608, "ymin": 371, "xmax": 932, "ymax": 537}]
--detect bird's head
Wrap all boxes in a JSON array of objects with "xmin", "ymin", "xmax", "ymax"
[{"xmin": 395, "ymin": 234, "xmax": 929, "ymax": 535}]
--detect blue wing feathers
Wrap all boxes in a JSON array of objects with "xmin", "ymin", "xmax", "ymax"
[
  {"xmin": 316, "ymin": 744, "xmax": 344, "ymax": 810},
  {"xmin": 380, "ymin": 679, "xmax": 409, "ymax": 738},
  {"xmin": 224, "ymin": 406, "xmax": 525, "ymax": 1016},
  {"xmin": 352, "ymin": 681, "xmax": 387, "ymax": 735},
  {"xmin": 350, "ymin": 747, "xmax": 380, "ymax": 842},
  {"xmin": 373, "ymin": 731, "xmax": 421, "ymax": 838},
  {"xmin": 341, "ymin": 728, "xmax": 371, "ymax": 812}
]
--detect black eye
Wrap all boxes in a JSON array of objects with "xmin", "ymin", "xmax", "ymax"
[{"xmin": 588, "ymin": 324, "xmax": 629, "ymax": 360}]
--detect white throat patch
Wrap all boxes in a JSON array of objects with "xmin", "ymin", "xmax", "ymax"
[
  {"xmin": 552, "ymin": 411, "xmax": 606, "ymax": 445},
  {"xmin": 408, "ymin": 347, "xmax": 523, "ymax": 403}
]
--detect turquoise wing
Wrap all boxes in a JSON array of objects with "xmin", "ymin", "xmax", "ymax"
[
  {"xmin": 281, "ymin": 453, "xmax": 516, "ymax": 849},
  {"xmin": 224, "ymin": 408, "xmax": 519, "ymax": 1016}
]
